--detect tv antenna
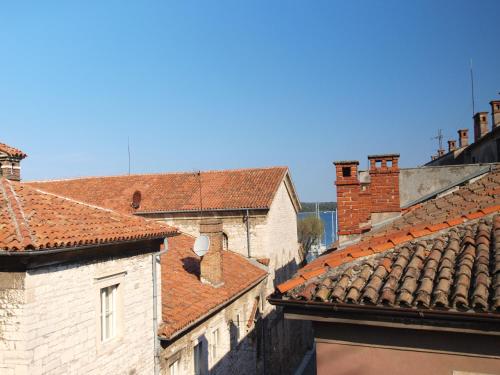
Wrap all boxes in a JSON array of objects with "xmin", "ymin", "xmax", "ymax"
[
  {"xmin": 127, "ymin": 137, "xmax": 131, "ymax": 175},
  {"xmin": 470, "ymin": 59, "xmax": 476, "ymax": 116},
  {"xmin": 193, "ymin": 235, "xmax": 210, "ymax": 257},
  {"xmin": 431, "ymin": 129, "xmax": 444, "ymax": 151}
]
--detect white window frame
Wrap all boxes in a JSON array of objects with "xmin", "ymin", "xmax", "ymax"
[
  {"xmin": 100, "ymin": 284, "xmax": 117, "ymax": 342},
  {"xmin": 94, "ymin": 271, "xmax": 126, "ymax": 352},
  {"xmin": 211, "ymin": 327, "xmax": 220, "ymax": 362},
  {"xmin": 169, "ymin": 358, "xmax": 180, "ymax": 375}
]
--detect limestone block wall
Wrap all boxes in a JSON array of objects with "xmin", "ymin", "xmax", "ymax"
[
  {"xmin": 161, "ymin": 283, "xmax": 265, "ymax": 375},
  {"xmin": 0, "ymin": 251, "xmax": 159, "ymax": 375},
  {"xmin": 0, "ymin": 272, "xmax": 28, "ymax": 375}
]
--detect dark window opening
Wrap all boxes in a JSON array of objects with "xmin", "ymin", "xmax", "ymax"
[{"xmin": 342, "ymin": 167, "xmax": 351, "ymax": 177}]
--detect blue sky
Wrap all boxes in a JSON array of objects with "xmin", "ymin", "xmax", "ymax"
[{"xmin": 1, "ymin": 1, "xmax": 499, "ymax": 201}]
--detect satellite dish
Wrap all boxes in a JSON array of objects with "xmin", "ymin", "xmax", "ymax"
[{"xmin": 193, "ymin": 235, "xmax": 210, "ymax": 257}]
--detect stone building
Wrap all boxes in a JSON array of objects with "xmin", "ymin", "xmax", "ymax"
[
  {"xmin": 159, "ymin": 221, "xmax": 269, "ymax": 374},
  {"xmin": 28, "ymin": 166, "xmax": 313, "ymax": 374},
  {"xmin": 0, "ymin": 177, "xmax": 176, "ymax": 375},
  {"xmin": 270, "ymin": 168, "xmax": 500, "ymax": 375},
  {"xmin": 426, "ymin": 99, "xmax": 500, "ymax": 166}
]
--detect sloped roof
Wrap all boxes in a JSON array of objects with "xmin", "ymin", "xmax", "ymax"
[
  {"xmin": 27, "ymin": 167, "xmax": 293, "ymax": 215},
  {"xmin": 0, "ymin": 178, "xmax": 176, "ymax": 251},
  {"xmin": 159, "ymin": 233, "xmax": 267, "ymax": 340},
  {"xmin": 272, "ymin": 169, "xmax": 500, "ymax": 318},
  {"xmin": 0, "ymin": 142, "xmax": 27, "ymax": 159},
  {"xmin": 277, "ymin": 216, "xmax": 500, "ymax": 313}
]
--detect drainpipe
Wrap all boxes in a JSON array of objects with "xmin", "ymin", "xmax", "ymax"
[
  {"xmin": 245, "ymin": 209, "xmax": 251, "ymax": 258},
  {"xmin": 153, "ymin": 239, "xmax": 169, "ymax": 375}
]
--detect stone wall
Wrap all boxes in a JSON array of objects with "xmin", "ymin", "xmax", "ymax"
[
  {"xmin": 161, "ymin": 282, "xmax": 266, "ymax": 375},
  {"xmin": 0, "ymin": 251, "xmax": 159, "ymax": 375}
]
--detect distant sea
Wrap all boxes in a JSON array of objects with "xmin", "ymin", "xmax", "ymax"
[{"xmin": 298, "ymin": 210, "xmax": 337, "ymax": 247}]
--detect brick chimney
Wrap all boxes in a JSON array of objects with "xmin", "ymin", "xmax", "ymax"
[
  {"xmin": 199, "ymin": 218, "xmax": 224, "ymax": 287},
  {"xmin": 334, "ymin": 154, "xmax": 400, "ymax": 243},
  {"xmin": 490, "ymin": 100, "xmax": 500, "ymax": 129},
  {"xmin": 447, "ymin": 140, "xmax": 457, "ymax": 152},
  {"xmin": 437, "ymin": 149, "xmax": 445, "ymax": 157},
  {"xmin": 473, "ymin": 112, "xmax": 489, "ymax": 142},
  {"xmin": 367, "ymin": 154, "xmax": 400, "ymax": 214},
  {"xmin": 457, "ymin": 129, "xmax": 469, "ymax": 148},
  {"xmin": 0, "ymin": 142, "xmax": 27, "ymax": 181}
]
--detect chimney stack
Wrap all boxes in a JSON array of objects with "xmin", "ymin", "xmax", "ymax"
[
  {"xmin": 437, "ymin": 149, "xmax": 445, "ymax": 157},
  {"xmin": 491, "ymin": 100, "xmax": 500, "ymax": 129},
  {"xmin": 457, "ymin": 129, "xmax": 469, "ymax": 148},
  {"xmin": 334, "ymin": 154, "xmax": 400, "ymax": 243},
  {"xmin": 447, "ymin": 140, "xmax": 457, "ymax": 152},
  {"xmin": 199, "ymin": 218, "xmax": 224, "ymax": 287},
  {"xmin": 473, "ymin": 112, "xmax": 489, "ymax": 142},
  {"xmin": 0, "ymin": 143, "xmax": 27, "ymax": 181}
]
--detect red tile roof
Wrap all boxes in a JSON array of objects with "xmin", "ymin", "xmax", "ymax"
[
  {"xmin": 275, "ymin": 169, "xmax": 500, "ymax": 312},
  {"xmin": 278, "ymin": 215, "xmax": 500, "ymax": 313},
  {"xmin": 160, "ymin": 233, "xmax": 267, "ymax": 339},
  {"xmin": 0, "ymin": 142, "xmax": 27, "ymax": 159},
  {"xmin": 27, "ymin": 167, "xmax": 292, "ymax": 215},
  {"xmin": 0, "ymin": 178, "xmax": 176, "ymax": 251}
]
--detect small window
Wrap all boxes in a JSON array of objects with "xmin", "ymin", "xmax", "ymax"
[
  {"xmin": 222, "ymin": 233, "xmax": 228, "ymax": 251},
  {"xmin": 100, "ymin": 284, "xmax": 118, "ymax": 342},
  {"xmin": 387, "ymin": 160, "xmax": 393, "ymax": 167},
  {"xmin": 375, "ymin": 160, "xmax": 382, "ymax": 168},
  {"xmin": 169, "ymin": 359, "xmax": 180, "ymax": 375},
  {"xmin": 211, "ymin": 328, "xmax": 220, "ymax": 361},
  {"xmin": 194, "ymin": 342, "xmax": 203, "ymax": 375},
  {"xmin": 342, "ymin": 166, "xmax": 351, "ymax": 177}
]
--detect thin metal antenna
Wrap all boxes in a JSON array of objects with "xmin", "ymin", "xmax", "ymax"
[
  {"xmin": 470, "ymin": 59, "xmax": 476, "ymax": 116},
  {"xmin": 127, "ymin": 137, "xmax": 131, "ymax": 175},
  {"xmin": 197, "ymin": 171, "xmax": 203, "ymax": 214},
  {"xmin": 431, "ymin": 129, "xmax": 444, "ymax": 151}
]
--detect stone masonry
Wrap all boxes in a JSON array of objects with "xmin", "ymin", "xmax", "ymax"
[{"xmin": 0, "ymin": 251, "xmax": 160, "ymax": 375}]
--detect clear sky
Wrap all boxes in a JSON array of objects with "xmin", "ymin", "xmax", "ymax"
[{"xmin": 1, "ymin": 1, "xmax": 499, "ymax": 202}]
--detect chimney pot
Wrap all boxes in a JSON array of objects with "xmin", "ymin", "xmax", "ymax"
[
  {"xmin": 447, "ymin": 139, "xmax": 457, "ymax": 152},
  {"xmin": 199, "ymin": 218, "xmax": 224, "ymax": 287},
  {"xmin": 473, "ymin": 112, "xmax": 489, "ymax": 142},
  {"xmin": 457, "ymin": 129, "xmax": 469, "ymax": 148},
  {"xmin": 490, "ymin": 100, "xmax": 500, "ymax": 129}
]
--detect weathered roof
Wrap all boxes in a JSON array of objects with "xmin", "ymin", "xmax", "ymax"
[
  {"xmin": 272, "ymin": 169, "xmax": 500, "ymax": 318},
  {"xmin": 0, "ymin": 142, "xmax": 27, "ymax": 159},
  {"xmin": 0, "ymin": 178, "xmax": 176, "ymax": 251},
  {"xmin": 27, "ymin": 167, "xmax": 295, "ymax": 214},
  {"xmin": 279, "ymin": 216, "xmax": 500, "ymax": 313},
  {"xmin": 159, "ymin": 233, "xmax": 267, "ymax": 340}
]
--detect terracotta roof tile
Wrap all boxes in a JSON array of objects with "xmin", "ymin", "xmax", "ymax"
[
  {"xmin": 275, "ymin": 169, "xmax": 500, "ymax": 312},
  {"xmin": 27, "ymin": 167, "xmax": 290, "ymax": 214},
  {"xmin": 0, "ymin": 142, "xmax": 26, "ymax": 159},
  {"xmin": 0, "ymin": 178, "xmax": 176, "ymax": 251},
  {"xmin": 159, "ymin": 233, "xmax": 267, "ymax": 339},
  {"xmin": 278, "ymin": 215, "xmax": 500, "ymax": 314}
]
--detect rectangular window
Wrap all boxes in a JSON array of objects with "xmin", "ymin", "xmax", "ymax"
[
  {"xmin": 194, "ymin": 342, "xmax": 203, "ymax": 375},
  {"xmin": 211, "ymin": 328, "xmax": 220, "ymax": 361},
  {"xmin": 100, "ymin": 284, "xmax": 117, "ymax": 342},
  {"xmin": 169, "ymin": 359, "xmax": 180, "ymax": 375}
]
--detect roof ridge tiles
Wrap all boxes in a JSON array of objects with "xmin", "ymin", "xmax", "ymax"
[{"xmin": 27, "ymin": 166, "xmax": 289, "ymax": 183}]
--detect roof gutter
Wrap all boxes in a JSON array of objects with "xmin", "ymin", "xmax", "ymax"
[
  {"xmin": 159, "ymin": 273, "xmax": 268, "ymax": 343},
  {"xmin": 0, "ymin": 233, "xmax": 177, "ymax": 257},
  {"xmin": 267, "ymin": 297, "xmax": 500, "ymax": 325}
]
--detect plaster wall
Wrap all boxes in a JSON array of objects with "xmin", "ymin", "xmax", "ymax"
[{"xmin": 399, "ymin": 164, "xmax": 495, "ymax": 206}]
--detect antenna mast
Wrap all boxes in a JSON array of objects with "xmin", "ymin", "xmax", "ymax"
[
  {"xmin": 127, "ymin": 137, "xmax": 131, "ymax": 175},
  {"xmin": 431, "ymin": 129, "xmax": 444, "ymax": 151},
  {"xmin": 470, "ymin": 59, "xmax": 476, "ymax": 116}
]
